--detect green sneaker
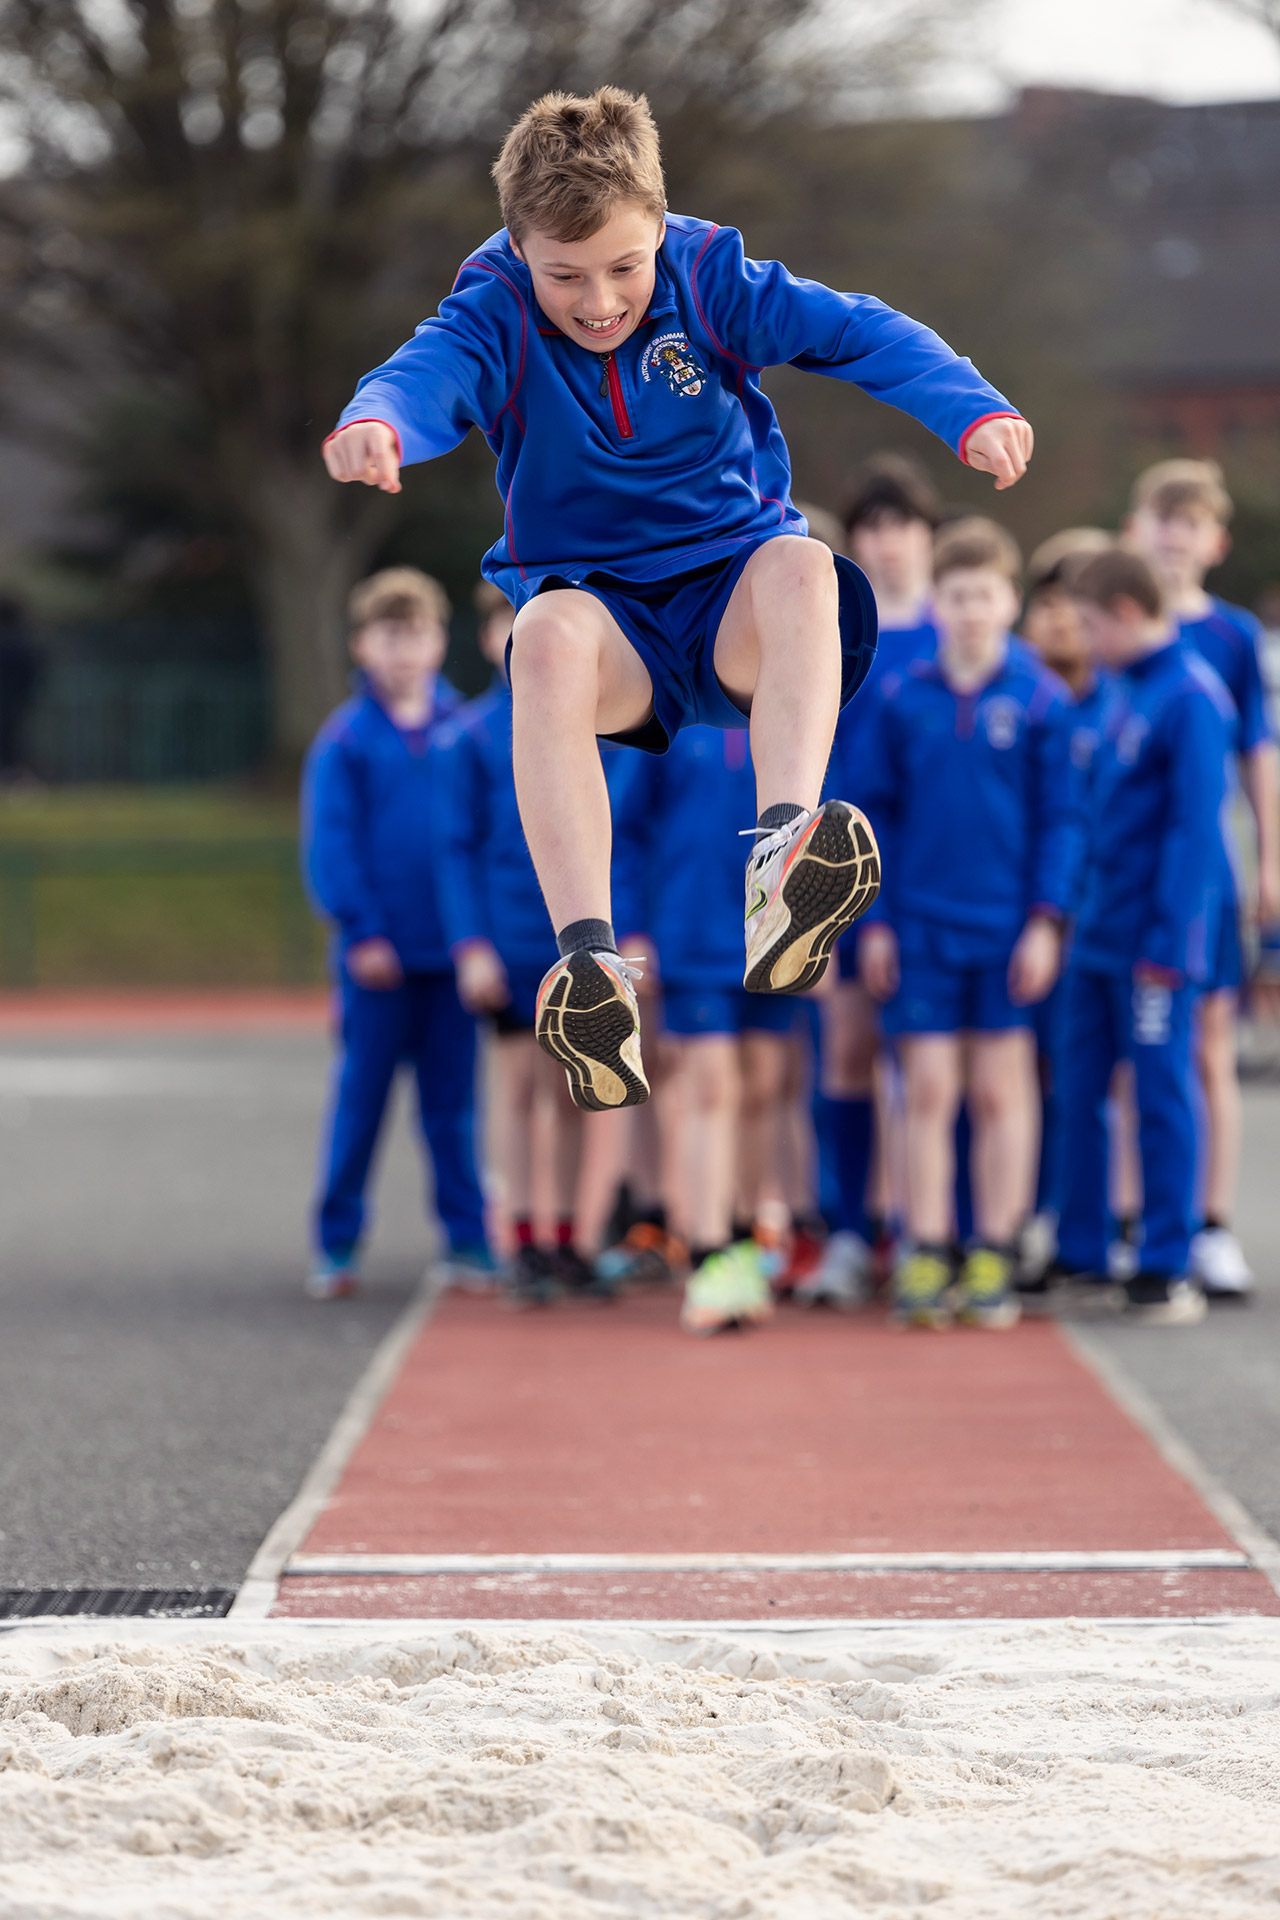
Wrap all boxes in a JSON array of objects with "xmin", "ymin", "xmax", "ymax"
[
  {"xmin": 892, "ymin": 1246, "xmax": 953, "ymax": 1329},
  {"xmin": 681, "ymin": 1242, "xmax": 775, "ymax": 1335},
  {"xmin": 955, "ymin": 1245, "xmax": 1022, "ymax": 1329}
]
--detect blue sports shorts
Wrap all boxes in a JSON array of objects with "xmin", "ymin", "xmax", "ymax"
[
  {"xmin": 662, "ymin": 984, "xmax": 800, "ymax": 1039},
  {"xmin": 529, "ymin": 534, "xmax": 877, "ymax": 755},
  {"xmin": 881, "ymin": 919, "xmax": 1033, "ymax": 1038},
  {"xmin": 490, "ymin": 962, "xmax": 550, "ymax": 1036},
  {"xmin": 1204, "ymin": 898, "xmax": 1243, "ymax": 996}
]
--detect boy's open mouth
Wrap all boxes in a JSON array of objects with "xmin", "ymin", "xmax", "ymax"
[{"xmin": 573, "ymin": 313, "xmax": 627, "ymax": 342}]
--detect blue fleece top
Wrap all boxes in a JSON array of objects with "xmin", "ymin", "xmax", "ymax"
[
  {"xmin": 301, "ymin": 677, "xmax": 462, "ymax": 972},
  {"xmin": 1179, "ymin": 596, "xmax": 1273, "ymax": 755},
  {"xmin": 433, "ymin": 681, "xmax": 557, "ymax": 972},
  {"xmin": 858, "ymin": 643, "xmax": 1079, "ymax": 960},
  {"xmin": 611, "ymin": 726, "xmax": 756, "ymax": 989},
  {"xmin": 334, "ymin": 217, "xmax": 1018, "ymax": 607},
  {"xmin": 1072, "ymin": 640, "xmax": 1232, "ymax": 982},
  {"xmin": 826, "ymin": 614, "xmax": 937, "ymax": 798}
]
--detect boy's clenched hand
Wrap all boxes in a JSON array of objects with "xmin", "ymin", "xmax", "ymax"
[
  {"xmin": 324, "ymin": 421, "xmax": 402, "ymax": 493},
  {"xmin": 858, "ymin": 923, "xmax": 899, "ymax": 1003},
  {"xmin": 346, "ymin": 937, "xmax": 404, "ymax": 990},
  {"xmin": 454, "ymin": 939, "xmax": 511, "ymax": 1014},
  {"xmin": 1008, "ymin": 915, "xmax": 1061, "ymax": 1006},
  {"xmin": 964, "ymin": 417, "xmax": 1033, "ymax": 491}
]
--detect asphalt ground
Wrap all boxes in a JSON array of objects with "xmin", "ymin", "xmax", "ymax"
[{"xmin": 1, "ymin": 1021, "xmax": 1279, "ymax": 1594}]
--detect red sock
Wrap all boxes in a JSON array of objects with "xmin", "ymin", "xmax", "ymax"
[
  {"xmin": 557, "ymin": 1217, "xmax": 574, "ymax": 1248},
  {"xmin": 514, "ymin": 1218, "xmax": 534, "ymax": 1248}
]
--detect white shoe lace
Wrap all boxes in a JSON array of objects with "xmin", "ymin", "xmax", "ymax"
[
  {"xmin": 739, "ymin": 811, "xmax": 814, "ymax": 873},
  {"xmin": 591, "ymin": 949, "xmax": 646, "ymax": 991}
]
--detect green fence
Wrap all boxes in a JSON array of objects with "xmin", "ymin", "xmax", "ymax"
[
  {"xmin": 0, "ymin": 840, "xmax": 319, "ymax": 987},
  {"xmin": 27, "ymin": 662, "xmax": 269, "ymax": 783}
]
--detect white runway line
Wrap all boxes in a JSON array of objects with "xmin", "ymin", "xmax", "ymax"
[
  {"xmin": 228, "ymin": 1278, "xmax": 442, "ymax": 1619},
  {"xmin": 1064, "ymin": 1321, "xmax": 1280, "ymax": 1599},
  {"xmin": 0, "ymin": 1057, "xmax": 255, "ymax": 1097},
  {"xmin": 284, "ymin": 1548, "xmax": 1250, "ymax": 1575}
]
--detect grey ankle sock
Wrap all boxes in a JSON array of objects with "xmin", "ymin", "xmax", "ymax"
[
  {"xmin": 556, "ymin": 918, "xmax": 616, "ymax": 958},
  {"xmin": 755, "ymin": 801, "xmax": 806, "ymax": 845}
]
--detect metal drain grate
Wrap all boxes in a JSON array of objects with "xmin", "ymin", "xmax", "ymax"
[{"xmin": 0, "ymin": 1588, "xmax": 236, "ymax": 1620}]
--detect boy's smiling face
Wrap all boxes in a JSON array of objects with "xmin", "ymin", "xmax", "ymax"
[{"xmin": 514, "ymin": 200, "xmax": 664, "ymax": 353}]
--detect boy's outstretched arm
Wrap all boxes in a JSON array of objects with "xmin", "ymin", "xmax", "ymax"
[{"xmin": 696, "ymin": 227, "xmax": 1033, "ymax": 486}]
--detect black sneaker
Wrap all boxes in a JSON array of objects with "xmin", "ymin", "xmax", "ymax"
[
  {"xmin": 550, "ymin": 1243, "xmax": 601, "ymax": 1294},
  {"xmin": 535, "ymin": 951, "xmax": 649, "ymax": 1111},
  {"xmin": 1123, "ymin": 1272, "xmax": 1206, "ymax": 1325},
  {"xmin": 508, "ymin": 1243, "xmax": 561, "ymax": 1307}
]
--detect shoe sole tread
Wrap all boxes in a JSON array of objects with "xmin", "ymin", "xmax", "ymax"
[{"xmin": 745, "ymin": 802, "xmax": 881, "ymax": 994}]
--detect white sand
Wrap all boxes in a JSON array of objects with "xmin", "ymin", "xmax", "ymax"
[{"xmin": 2, "ymin": 1616, "xmax": 1280, "ymax": 1917}]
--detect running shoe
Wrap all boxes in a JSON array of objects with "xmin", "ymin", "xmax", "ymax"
[
  {"xmin": 777, "ymin": 1224, "xmax": 827, "ymax": 1295},
  {"xmin": 551, "ymin": 1243, "xmax": 601, "ymax": 1294},
  {"xmin": 680, "ymin": 1242, "xmax": 775, "ymax": 1335},
  {"xmin": 954, "ymin": 1245, "xmax": 1022, "ymax": 1330},
  {"xmin": 535, "ymin": 950, "xmax": 649, "ymax": 1112},
  {"xmin": 891, "ymin": 1246, "xmax": 953, "ymax": 1329},
  {"xmin": 594, "ymin": 1222, "xmax": 686, "ymax": 1291},
  {"xmin": 794, "ymin": 1230, "xmax": 869, "ymax": 1311},
  {"xmin": 436, "ymin": 1244, "xmax": 502, "ymax": 1292},
  {"xmin": 508, "ymin": 1243, "xmax": 561, "ymax": 1308},
  {"xmin": 1189, "ymin": 1227, "xmax": 1254, "ymax": 1300},
  {"xmin": 744, "ymin": 801, "xmax": 880, "ymax": 995},
  {"xmin": 305, "ymin": 1254, "xmax": 359, "ymax": 1300},
  {"xmin": 1123, "ymin": 1273, "xmax": 1207, "ymax": 1326}
]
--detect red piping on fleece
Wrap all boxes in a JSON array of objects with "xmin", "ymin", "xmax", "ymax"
[
  {"xmin": 465, "ymin": 262, "xmax": 529, "ymax": 435},
  {"xmin": 605, "ymin": 354, "xmax": 633, "ymax": 439},
  {"xmin": 322, "ymin": 418, "xmax": 403, "ymax": 464},
  {"xmin": 958, "ymin": 411, "xmax": 1023, "ymax": 464},
  {"xmin": 689, "ymin": 225, "xmax": 760, "ymax": 384}
]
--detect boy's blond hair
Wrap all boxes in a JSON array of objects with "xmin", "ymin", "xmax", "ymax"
[
  {"xmin": 473, "ymin": 579, "xmax": 512, "ymax": 619},
  {"xmin": 1025, "ymin": 526, "xmax": 1111, "ymax": 598},
  {"xmin": 348, "ymin": 567, "xmax": 450, "ymax": 632},
  {"xmin": 493, "ymin": 87, "xmax": 665, "ymax": 244},
  {"xmin": 1129, "ymin": 458, "xmax": 1233, "ymax": 525},
  {"xmin": 932, "ymin": 515, "xmax": 1022, "ymax": 584}
]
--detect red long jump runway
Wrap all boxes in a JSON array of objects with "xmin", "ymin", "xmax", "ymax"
[{"xmin": 273, "ymin": 1291, "xmax": 1280, "ymax": 1622}]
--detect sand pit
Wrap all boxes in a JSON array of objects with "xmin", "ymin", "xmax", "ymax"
[{"xmin": 2, "ymin": 1616, "xmax": 1279, "ymax": 1916}]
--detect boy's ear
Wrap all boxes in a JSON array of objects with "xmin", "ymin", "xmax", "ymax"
[{"xmin": 1213, "ymin": 525, "xmax": 1232, "ymax": 565}]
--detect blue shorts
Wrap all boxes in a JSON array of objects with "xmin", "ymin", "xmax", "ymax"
[
  {"xmin": 1204, "ymin": 898, "xmax": 1243, "ymax": 995},
  {"xmin": 882, "ymin": 920, "xmax": 1032, "ymax": 1037},
  {"xmin": 663, "ymin": 984, "xmax": 799, "ymax": 1039},
  {"xmin": 529, "ymin": 536, "xmax": 877, "ymax": 754}
]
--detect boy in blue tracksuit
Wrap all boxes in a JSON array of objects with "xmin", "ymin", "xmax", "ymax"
[
  {"xmin": 857, "ymin": 519, "xmax": 1079, "ymax": 1330},
  {"xmin": 612, "ymin": 727, "xmax": 797, "ymax": 1332},
  {"xmin": 302, "ymin": 568, "xmax": 490, "ymax": 1298},
  {"xmin": 809, "ymin": 454, "xmax": 943, "ymax": 1307},
  {"xmin": 1057, "ymin": 547, "xmax": 1232, "ymax": 1324},
  {"xmin": 323, "ymin": 86, "xmax": 1031, "ymax": 1122},
  {"xmin": 435, "ymin": 585, "xmax": 592, "ymax": 1304},
  {"xmin": 1126, "ymin": 459, "xmax": 1279, "ymax": 1298},
  {"xmin": 1017, "ymin": 528, "xmax": 1114, "ymax": 1261}
]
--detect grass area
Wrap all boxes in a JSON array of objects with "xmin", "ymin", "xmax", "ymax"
[{"xmin": 0, "ymin": 784, "xmax": 327, "ymax": 987}]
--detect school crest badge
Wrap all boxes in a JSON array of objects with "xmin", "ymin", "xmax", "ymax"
[
  {"xmin": 641, "ymin": 331, "xmax": 707, "ymax": 397},
  {"xmin": 982, "ymin": 696, "xmax": 1021, "ymax": 750}
]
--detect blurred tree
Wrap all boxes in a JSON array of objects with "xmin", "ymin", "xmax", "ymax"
[{"xmin": 0, "ymin": 0, "xmax": 948, "ymax": 754}]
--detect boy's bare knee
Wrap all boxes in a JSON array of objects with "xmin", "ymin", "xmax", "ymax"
[
  {"xmin": 750, "ymin": 534, "xmax": 836, "ymax": 599},
  {"xmin": 510, "ymin": 595, "xmax": 600, "ymax": 685}
]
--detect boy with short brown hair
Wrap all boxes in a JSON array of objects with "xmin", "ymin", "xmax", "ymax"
[
  {"xmin": 324, "ymin": 86, "xmax": 1031, "ymax": 1121},
  {"xmin": 1126, "ymin": 458, "xmax": 1279, "ymax": 1297},
  {"xmin": 302, "ymin": 566, "xmax": 491, "ymax": 1298},
  {"xmin": 857, "ymin": 517, "xmax": 1077, "ymax": 1329}
]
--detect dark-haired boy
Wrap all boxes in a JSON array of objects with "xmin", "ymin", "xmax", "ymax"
[
  {"xmin": 302, "ymin": 569, "xmax": 491, "ymax": 1298},
  {"xmin": 1057, "ymin": 548, "xmax": 1233, "ymax": 1324},
  {"xmin": 805, "ymin": 454, "xmax": 941, "ymax": 1307},
  {"xmin": 323, "ymin": 86, "xmax": 1031, "ymax": 1116},
  {"xmin": 858, "ymin": 519, "xmax": 1078, "ymax": 1329},
  {"xmin": 1126, "ymin": 459, "xmax": 1279, "ymax": 1298}
]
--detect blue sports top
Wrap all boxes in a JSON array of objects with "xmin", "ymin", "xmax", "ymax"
[
  {"xmin": 858, "ymin": 643, "xmax": 1079, "ymax": 958},
  {"xmin": 334, "ymin": 216, "xmax": 1019, "ymax": 607},
  {"xmin": 1179, "ymin": 596, "xmax": 1273, "ymax": 756},
  {"xmin": 1072, "ymin": 640, "xmax": 1232, "ymax": 983},
  {"xmin": 433, "ymin": 681, "xmax": 558, "ymax": 973},
  {"xmin": 301, "ymin": 677, "xmax": 462, "ymax": 972},
  {"xmin": 826, "ymin": 613, "xmax": 937, "ymax": 797},
  {"xmin": 611, "ymin": 726, "xmax": 757, "ymax": 990}
]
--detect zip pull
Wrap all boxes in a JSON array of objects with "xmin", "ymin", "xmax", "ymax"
[{"xmin": 599, "ymin": 352, "xmax": 611, "ymax": 398}]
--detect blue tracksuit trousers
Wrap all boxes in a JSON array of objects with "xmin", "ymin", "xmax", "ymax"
[
  {"xmin": 315, "ymin": 972, "xmax": 485, "ymax": 1258},
  {"xmin": 1057, "ymin": 968, "xmax": 1198, "ymax": 1277}
]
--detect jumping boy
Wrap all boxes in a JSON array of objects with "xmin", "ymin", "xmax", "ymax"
[
  {"xmin": 302, "ymin": 568, "xmax": 491, "ymax": 1298},
  {"xmin": 857, "ymin": 519, "xmax": 1078, "ymax": 1329},
  {"xmin": 807, "ymin": 454, "xmax": 943, "ymax": 1307},
  {"xmin": 323, "ymin": 88, "xmax": 1031, "ymax": 1112},
  {"xmin": 1126, "ymin": 459, "xmax": 1280, "ymax": 1298},
  {"xmin": 1057, "ymin": 547, "xmax": 1232, "ymax": 1325}
]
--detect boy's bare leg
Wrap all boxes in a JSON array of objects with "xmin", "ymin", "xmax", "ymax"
[
  {"xmin": 675, "ymin": 1037, "xmax": 740, "ymax": 1248},
  {"xmin": 736, "ymin": 1030, "xmax": 790, "ymax": 1224},
  {"xmin": 536, "ymin": 1047, "xmax": 586, "ymax": 1227},
  {"xmin": 712, "ymin": 535, "xmax": 841, "ymax": 812},
  {"xmin": 493, "ymin": 1035, "xmax": 539, "ymax": 1228},
  {"xmin": 967, "ymin": 1030, "xmax": 1040, "ymax": 1244},
  {"xmin": 509, "ymin": 588, "xmax": 654, "ymax": 931},
  {"xmin": 899, "ymin": 1035, "xmax": 963, "ymax": 1244},
  {"xmin": 1196, "ymin": 989, "xmax": 1241, "ymax": 1222}
]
